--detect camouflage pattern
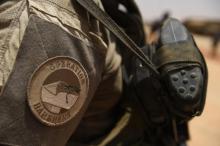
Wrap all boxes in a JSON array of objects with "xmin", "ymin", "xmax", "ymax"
[
  {"xmin": 0, "ymin": 0, "xmax": 126, "ymax": 145},
  {"xmin": 0, "ymin": 0, "xmax": 208, "ymax": 146}
]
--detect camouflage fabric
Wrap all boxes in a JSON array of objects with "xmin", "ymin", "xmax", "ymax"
[
  {"xmin": 0, "ymin": 0, "xmax": 137, "ymax": 146},
  {"xmin": 0, "ymin": 0, "xmax": 29, "ymax": 92}
]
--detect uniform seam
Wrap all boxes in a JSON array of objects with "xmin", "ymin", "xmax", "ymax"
[
  {"xmin": 32, "ymin": 17, "xmax": 49, "ymax": 58},
  {"xmin": 29, "ymin": 5, "xmax": 92, "ymax": 47},
  {"xmin": 0, "ymin": 112, "xmax": 25, "ymax": 134},
  {"xmin": 28, "ymin": 0, "xmax": 95, "ymax": 48},
  {"xmin": 26, "ymin": 0, "xmax": 31, "ymax": 17},
  {"xmin": 32, "ymin": 0, "xmax": 79, "ymax": 18},
  {"xmin": 65, "ymin": 25, "xmax": 93, "ymax": 47},
  {"xmin": 0, "ymin": 0, "xmax": 27, "ymax": 70}
]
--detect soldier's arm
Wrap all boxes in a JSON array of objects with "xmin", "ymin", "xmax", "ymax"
[{"xmin": 0, "ymin": 0, "xmax": 121, "ymax": 145}]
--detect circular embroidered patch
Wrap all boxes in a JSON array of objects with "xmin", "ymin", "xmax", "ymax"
[{"xmin": 28, "ymin": 57, "xmax": 89, "ymax": 126}]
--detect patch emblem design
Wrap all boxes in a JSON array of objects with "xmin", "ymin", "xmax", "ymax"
[{"xmin": 28, "ymin": 57, "xmax": 89, "ymax": 126}]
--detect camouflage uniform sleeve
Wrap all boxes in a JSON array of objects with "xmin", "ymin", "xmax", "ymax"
[{"xmin": 0, "ymin": 0, "xmax": 122, "ymax": 146}]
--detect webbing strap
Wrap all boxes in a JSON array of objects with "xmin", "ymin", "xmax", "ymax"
[{"xmin": 76, "ymin": 0, "xmax": 159, "ymax": 76}]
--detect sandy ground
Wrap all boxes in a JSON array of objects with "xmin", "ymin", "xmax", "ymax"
[{"xmin": 188, "ymin": 35, "xmax": 220, "ymax": 146}]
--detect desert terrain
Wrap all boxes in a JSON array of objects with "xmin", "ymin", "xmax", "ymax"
[{"xmin": 188, "ymin": 35, "xmax": 220, "ymax": 146}]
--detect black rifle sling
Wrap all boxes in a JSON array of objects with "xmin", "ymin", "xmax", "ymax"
[{"xmin": 76, "ymin": 0, "xmax": 159, "ymax": 76}]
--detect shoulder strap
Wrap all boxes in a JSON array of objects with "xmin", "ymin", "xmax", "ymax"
[{"xmin": 76, "ymin": 0, "xmax": 159, "ymax": 76}]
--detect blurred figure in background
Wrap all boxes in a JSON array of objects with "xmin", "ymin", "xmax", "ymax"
[{"xmin": 184, "ymin": 19, "xmax": 220, "ymax": 57}]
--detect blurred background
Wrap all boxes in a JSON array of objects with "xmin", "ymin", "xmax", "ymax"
[{"xmin": 135, "ymin": 0, "xmax": 220, "ymax": 146}]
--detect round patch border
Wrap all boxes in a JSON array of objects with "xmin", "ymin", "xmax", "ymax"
[{"xmin": 27, "ymin": 56, "xmax": 89, "ymax": 126}]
